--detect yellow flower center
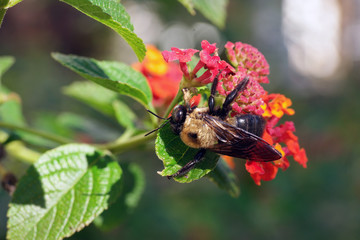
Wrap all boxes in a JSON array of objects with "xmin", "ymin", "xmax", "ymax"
[
  {"xmin": 262, "ymin": 94, "xmax": 295, "ymax": 118},
  {"xmin": 144, "ymin": 45, "xmax": 168, "ymax": 76}
]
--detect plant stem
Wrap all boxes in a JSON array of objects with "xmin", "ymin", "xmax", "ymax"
[
  {"xmin": 163, "ymin": 88, "xmax": 183, "ymax": 118},
  {"xmin": 0, "ymin": 88, "xmax": 184, "ymax": 158},
  {"xmin": 0, "ymin": 164, "xmax": 6, "ymax": 176},
  {"xmin": 6, "ymin": 141, "xmax": 41, "ymax": 164},
  {"xmin": 0, "ymin": 121, "xmax": 73, "ymax": 145},
  {"xmin": 96, "ymin": 90, "xmax": 184, "ymax": 154},
  {"xmin": 97, "ymin": 132, "xmax": 156, "ymax": 154}
]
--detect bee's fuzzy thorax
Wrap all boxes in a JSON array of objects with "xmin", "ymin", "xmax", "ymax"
[{"xmin": 179, "ymin": 108, "xmax": 218, "ymax": 149}]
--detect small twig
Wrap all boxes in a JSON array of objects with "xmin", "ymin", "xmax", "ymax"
[{"xmin": 0, "ymin": 122, "xmax": 73, "ymax": 145}]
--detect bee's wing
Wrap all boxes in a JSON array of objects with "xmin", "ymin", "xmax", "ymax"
[{"xmin": 203, "ymin": 115, "xmax": 282, "ymax": 161}]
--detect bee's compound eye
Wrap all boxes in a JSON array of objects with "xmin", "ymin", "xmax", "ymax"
[{"xmin": 172, "ymin": 105, "xmax": 187, "ymax": 124}]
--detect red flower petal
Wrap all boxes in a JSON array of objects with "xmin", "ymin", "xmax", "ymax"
[
  {"xmin": 294, "ymin": 148, "xmax": 308, "ymax": 168},
  {"xmin": 274, "ymin": 156, "xmax": 290, "ymax": 171},
  {"xmin": 246, "ymin": 162, "xmax": 279, "ymax": 186},
  {"xmin": 201, "ymin": 40, "xmax": 217, "ymax": 54},
  {"xmin": 245, "ymin": 161, "xmax": 264, "ymax": 174},
  {"xmin": 199, "ymin": 51, "xmax": 220, "ymax": 69},
  {"xmin": 225, "ymin": 41, "xmax": 270, "ymax": 84},
  {"xmin": 260, "ymin": 162, "xmax": 278, "ymax": 181},
  {"xmin": 162, "ymin": 47, "xmax": 199, "ymax": 63}
]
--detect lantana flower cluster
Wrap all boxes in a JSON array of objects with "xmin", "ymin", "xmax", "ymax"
[
  {"xmin": 135, "ymin": 41, "xmax": 308, "ymax": 185},
  {"xmin": 132, "ymin": 45, "xmax": 183, "ymax": 107}
]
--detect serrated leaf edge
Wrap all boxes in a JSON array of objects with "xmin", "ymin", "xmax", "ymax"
[{"xmin": 7, "ymin": 144, "xmax": 120, "ymax": 239}]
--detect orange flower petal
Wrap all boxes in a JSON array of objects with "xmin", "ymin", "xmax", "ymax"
[
  {"xmin": 294, "ymin": 148, "xmax": 308, "ymax": 168},
  {"xmin": 133, "ymin": 45, "xmax": 182, "ymax": 107},
  {"xmin": 222, "ymin": 155, "xmax": 235, "ymax": 169},
  {"xmin": 189, "ymin": 94, "xmax": 202, "ymax": 108},
  {"xmin": 144, "ymin": 45, "xmax": 169, "ymax": 76},
  {"xmin": 263, "ymin": 93, "xmax": 295, "ymax": 118},
  {"xmin": 262, "ymin": 131, "xmax": 274, "ymax": 145},
  {"xmin": 286, "ymin": 139, "xmax": 300, "ymax": 155}
]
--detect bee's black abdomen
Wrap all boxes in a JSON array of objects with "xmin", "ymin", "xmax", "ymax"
[{"xmin": 235, "ymin": 114, "xmax": 265, "ymax": 137}]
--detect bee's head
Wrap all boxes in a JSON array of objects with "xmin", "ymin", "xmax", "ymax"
[
  {"xmin": 144, "ymin": 105, "xmax": 188, "ymax": 137},
  {"xmin": 170, "ymin": 105, "xmax": 187, "ymax": 135}
]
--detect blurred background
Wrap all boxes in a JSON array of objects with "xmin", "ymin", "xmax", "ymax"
[{"xmin": 1, "ymin": 0, "xmax": 360, "ymax": 239}]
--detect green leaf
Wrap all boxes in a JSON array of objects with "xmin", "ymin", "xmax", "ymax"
[
  {"xmin": 1, "ymin": 0, "xmax": 24, "ymax": 28},
  {"xmin": 113, "ymin": 99, "xmax": 136, "ymax": 129},
  {"xmin": 59, "ymin": 0, "xmax": 146, "ymax": 61},
  {"xmin": 0, "ymin": 0, "xmax": 10, "ymax": 8},
  {"xmin": 178, "ymin": 0, "xmax": 228, "ymax": 29},
  {"xmin": 57, "ymin": 112, "xmax": 120, "ymax": 141},
  {"xmin": 63, "ymin": 81, "xmax": 137, "ymax": 129},
  {"xmin": 0, "ymin": 87, "xmax": 26, "ymax": 126},
  {"xmin": 0, "ymin": 9, "xmax": 6, "ymax": 27},
  {"xmin": 52, "ymin": 53, "xmax": 152, "ymax": 109},
  {"xmin": 178, "ymin": 0, "xmax": 195, "ymax": 15},
  {"xmin": 0, "ymin": 88, "xmax": 59, "ymax": 147},
  {"xmin": 207, "ymin": 157, "xmax": 240, "ymax": 197},
  {"xmin": 7, "ymin": 144, "xmax": 122, "ymax": 240},
  {"xmin": 0, "ymin": 56, "xmax": 15, "ymax": 78},
  {"xmin": 63, "ymin": 81, "xmax": 118, "ymax": 116},
  {"xmin": 1, "ymin": 0, "xmax": 23, "ymax": 8},
  {"xmin": 94, "ymin": 162, "xmax": 145, "ymax": 231},
  {"xmin": 3, "ymin": 0, "xmax": 23, "ymax": 8},
  {"xmin": 33, "ymin": 112, "xmax": 76, "ymax": 139},
  {"xmin": 156, "ymin": 123, "xmax": 219, "ymax": 183}
]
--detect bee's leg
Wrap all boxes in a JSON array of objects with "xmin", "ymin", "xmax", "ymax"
[
  {"xmin": 219, "ymin": 76, "xmax": 249, "ymax": 119},
  {"xmin": 208, "ymin": 77, "xmax": 219, "ymax": 115},
  {"xmin": 167, "ymin": 149, "xmax": 206, "ymax": 179}
]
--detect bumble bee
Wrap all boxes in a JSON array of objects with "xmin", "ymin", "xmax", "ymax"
[{"xmin": 147, "ymin": 76, "xmax": 282, "ymax": 179}]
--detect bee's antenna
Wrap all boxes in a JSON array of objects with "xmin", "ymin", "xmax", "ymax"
[
  {"xmin": 147, "ymin": 109, "xmax": 168, "ymax": 120},
  {"xmin": 145, "ymin": 109, "xmax": 171, "ymax": 136},
  {"xmin": 144, "ymin": 120, "xmax": 170, "ymax": 136}
]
